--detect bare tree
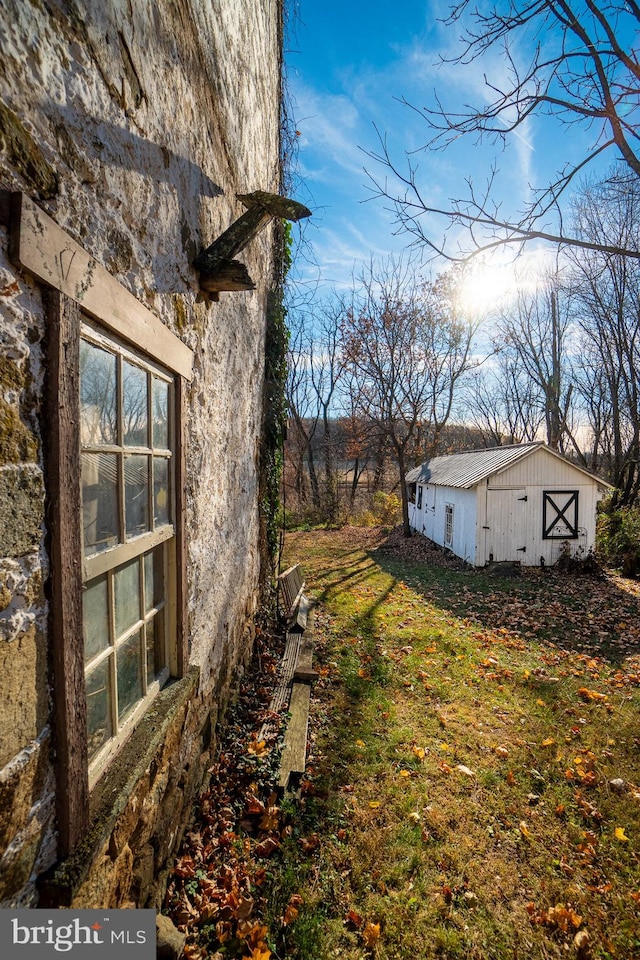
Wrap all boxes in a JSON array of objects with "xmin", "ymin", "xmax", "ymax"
[
  {"xmin": 285, "ymin": 300, "xmax": 346, "ymax": 521},
  {"xmin": 465, "ymin": 354, "xmax": 545, "ymax": 446},
  {"xmin": 493, "ymin": 276, "xmax": 580, "ymax": 452},
  {"xmin": 367, "ymin": 1, "xmax": 640, "ymax": 261},
  {"xmin": 568, "ymin": 174, "xmax": 640, "ymax": 504},
  {"xmin": 286, "ymin": 316, "xmax": 321, "ymax": 510},
  {"xmin": 341, "ymin": 258, "xmax": 476, "ymax": 536}
]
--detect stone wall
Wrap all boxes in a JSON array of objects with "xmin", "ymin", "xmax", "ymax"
[{"xmin": 0, "ymin": 0, "xmax": 282, "ymax": 907}]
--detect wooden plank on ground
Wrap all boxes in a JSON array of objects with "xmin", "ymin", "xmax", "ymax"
[
  {"xmin": 293, "ymin": 610, "xmax": 318, "ymax": 682},
  {"xmin": 278, "ymin": 682, "xmax": 311, "ymax": 790},
  {"xmin": 259, "ymin": 633, "xmax": 300, "ymax": 743}
]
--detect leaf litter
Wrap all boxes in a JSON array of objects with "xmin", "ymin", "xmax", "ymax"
[{"xmin": 165, "ymin": 528, "xmax": 640, "ymax": 959}]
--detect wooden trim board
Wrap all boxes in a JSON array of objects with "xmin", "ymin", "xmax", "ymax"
[
  {"xmin": 9, "ymin": 192, "xmax": 193, "ymax": 380},
  {"xmin": 44, "ymin": 289, "xmax": 90, "ymax": 854}
]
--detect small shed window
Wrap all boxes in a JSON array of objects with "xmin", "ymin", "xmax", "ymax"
[
  {"xmin": 543, "ymin": 490, "xmax": 579, "ymax": 539},
  {"xmin": 445, "ymin": 503, "xmax": 454, "ymax": 546},
  {"xmin": 417, "ymin": 486, "xmax": 423, "ymax": 509}
]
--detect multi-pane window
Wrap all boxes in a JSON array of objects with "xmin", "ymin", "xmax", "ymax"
[
  {"xmin": 80, "ymin": 326, "xmax": 174, "ymax": 780},
  {"xmin": 444, "ymin": 503, "xmax": 454, "ymax": 547}
]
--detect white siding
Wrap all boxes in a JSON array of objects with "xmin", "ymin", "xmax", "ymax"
[
  {"xmin": 409, "ymin": 447, "xmax": 607, "ymax": 567},
  {"xmin": 483, "ymin": 448, "xmax": 606, "ymax": 566},
  {"xmin": 410, "ymin": 484, "xmax": 477, "ymax": 564}
]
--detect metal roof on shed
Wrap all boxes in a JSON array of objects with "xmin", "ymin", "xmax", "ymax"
[{"xmin": 405, "ymin": 441, "xmax": 607, "ymax": 489}]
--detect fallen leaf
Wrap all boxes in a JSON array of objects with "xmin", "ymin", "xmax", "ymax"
[
  {"xmin": 368, "ymin": 800, "xmax": 382, "ymax": 809},
  {"xmin": 412, "ymin": 745, "xmax": 426, "ymax": 761},
  {"xmin": 281, "ymin": 904, "xmax": 299, "ymax": 926},
  {"xmin": 362, "ymin": 921, "xmax": 381, "ymax": 948},
  {"xmin": 519, "ymin": 821, "xmax": 531, "ymax": 838},
  {"xmin": 577, "ymin": 687, "xmax": 607, "ymax": 703},
  {"xmin": 494, "ymin": 745, "xmax": 509, "ymax": 758},
  {"xmin": 255, "ymin": 837, "xmax": 280, "ymax": 858},
  {"xmin": 456, "ymin": 764, "xmax": 475, "ymax": 777},
  {"xmin": 344, "ymin": 909, "xmax": 363, "ymax": 928},
  {"xmin": 299, "ymin": 833, "xmax": 321, "ymax": 852},
  {"xmin": 573, "ymin": 929, "xmax": 592, "ymax": 960},
  {"xmin": 541, "ymin": 737, "xmax": 555, "ymax": 747},
  {"xmin": 614, "ymin": 826, "xmax": 629, "ymax": 842}
]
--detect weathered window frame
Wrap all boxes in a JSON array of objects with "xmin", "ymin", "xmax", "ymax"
[
  {"xmin": 444, "ymin": 503, "xmax": 454, "ymax": 547},
  {"xmin": 8, "ymin": 192, "xmax": 193, "ymax": 855}
]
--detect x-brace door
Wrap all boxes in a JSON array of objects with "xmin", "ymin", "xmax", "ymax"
[{"xmin": 543, "ymin": 490, "xmax": 579, "ymax": 539}]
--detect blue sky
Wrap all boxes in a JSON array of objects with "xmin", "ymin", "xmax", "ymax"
[{"xmin": 285, "ymin": 1, "xmax": 611, "ymax": 299}]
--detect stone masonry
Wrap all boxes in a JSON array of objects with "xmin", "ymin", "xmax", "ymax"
[{"xmin": 0, "ymin": 0, "xmax": 283, "ymax": 907}]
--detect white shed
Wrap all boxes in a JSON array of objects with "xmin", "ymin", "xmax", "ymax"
[{"xmin": 405, "ymin": 442, "xmax": 611, "ymax": 567}]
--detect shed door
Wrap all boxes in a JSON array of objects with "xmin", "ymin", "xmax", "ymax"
[{"xmin": 485, "ymin": 487, "xmax": 528, "ymax": 563}]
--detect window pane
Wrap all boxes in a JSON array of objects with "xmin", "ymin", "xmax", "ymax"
[
  {"xmin": 152, "ymin": 378, "xmax": 169, "ymax": 449},
  {"xmin": 117, "ymin": 630, "xmax": 143, "ymax": 720},
  {"xmin": 83, "ymin": 575, "xmax": 109, "ymax": 662},
  {"xmin": 144, "ymin": 547, "xmax": 164, "ymax": 613},
  {"xmin": 82, "ymin": 453, "xmax": 119, "ymax": 556},
  {"xmin": 146, "ymin": 614, "xmax": 165, "ymax": 685},
  {"xmin": 124, "ymin": 455, "xmax": 149, "ymax": 537},
  {"xmin": 114, "ymin": 558, "xmax": 141, "ymax": 637},
  {"xmin": 154, "ymin": 457, "xmax": 170, "ymax": 526},
  {"xmin": 86, "ymin": 659, "xmax": 112, "ymax": 759},
  {"xmin": 123, "ymin": 361, "xmax": 148, "ymax": 447},
  {"xmin": 80, "ymin": 341, "xmax": 116, "ymax": 445}
]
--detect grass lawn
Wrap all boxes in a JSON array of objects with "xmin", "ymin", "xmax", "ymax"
[{"xmin": 267, "ymin": 528, "xmax": 640, "ymax": 960}]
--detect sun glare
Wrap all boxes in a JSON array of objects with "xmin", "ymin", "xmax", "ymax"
[
  {"xmin": 457, "ymin": 264, "xmax": 519, "ymax": 313},
  {"xmin": 455, "ymin": 250, "xmax": 554, "ymax": 315}
]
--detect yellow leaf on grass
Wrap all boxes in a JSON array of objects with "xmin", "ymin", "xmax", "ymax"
[
  {"xmin": 362, "ymin": 922, "xmax": 381, "ymax": 947},
  {"xmin": 541, "ymin": 738, "xmax": 555, "ymax": 747},
  {"xmin": 355, "ymin": 739, "xmax": 365, "ymax": 748},
  {"xmin": 368, "ymin": 801, "xmax": 381, "ymax": 809},
  {"xmin": 519, "ymin": 821, "xmax": 531, "ymax": 838},
  {"xmin": 615, "ymin": 826, "xmax": 629, "ymax": 842},
  {"xmin": 399, "ymin": 770, "xmax": 410, "ymax": 778},
  {"xmin": 578, "ymin": 687, "xmax": 607, "ymax": 702},
  {"xmin": 536, "ymin": 699, "xmax": 546, "ymax": 706},
  {"xmin": 412, "ymin": 746, "xmax": 426, "ymax": 760}
]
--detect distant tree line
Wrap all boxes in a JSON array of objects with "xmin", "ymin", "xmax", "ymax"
[{"xmin": 285, "ymin": 168, "xmax": 640, "ymax": 537}]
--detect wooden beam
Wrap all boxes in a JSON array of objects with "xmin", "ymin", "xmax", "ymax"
[
  {"xmin": 9, "ymin": 193, "xmax": 193, "ymax": 380},
  {"xmin": 0, "ymin": 189, "xmax": 10, "ymax": 226},
  {"xmin": 194, "ymin": 191, "xmax": 311, "ymax": 279},
  {"xmin": 293, "ymin": 625, "xmax": 318, "ymax": 683},
  {"xmin": 199, "ymin": 258, "xmax": 255, "ymax": 293},
  {"xmin": 237, "ymin": 191, "xmax": 312, "ymax": 222},
  {"xmin": 44, "ymin": 289, "xmax": 90, "ymax": 855},
  {"xmin": 278, "ymin": 682, "xmax": 311, "ymax": 790},
  {"xmin": 174, "ymin": 376, "xmax": 189, "ymax": 677}
]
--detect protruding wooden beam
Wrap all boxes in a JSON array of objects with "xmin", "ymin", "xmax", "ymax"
[
  {"xmin": 198, "ymin": 259, "xmax": 255, "ymax": 293},
  {"xmin": 195, "ymin": 191, "xmax": 311, "ymax": 297}
]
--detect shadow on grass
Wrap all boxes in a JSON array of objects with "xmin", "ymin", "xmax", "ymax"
[{"xmin": 368, "ymin": 530, "xmax": 640, "ymax": 667}]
